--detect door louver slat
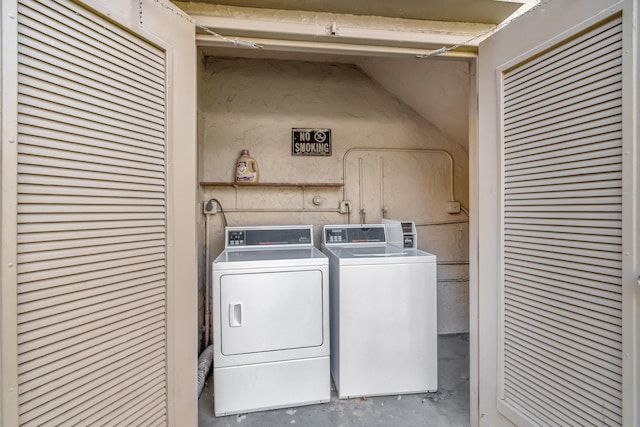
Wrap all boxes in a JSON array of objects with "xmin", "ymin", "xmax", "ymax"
[
  {"xmin": 505, "ymin": 325, "xmax": 622, "ymax": 390},
  {"xmin": 505, "ymin": 300, "xmax": 622, "ymax": 358},
  {"xmin": 505, "ymin": 262, "xmax": 622, "ymax": 294},
  {"xmin": 505, "ymin": 334, "xmax": 622, "ymax": 402},
  {"xmin": 503, "ymin": 354, "xmax": 622, "ymax": 424},
  {"xmin": 505, "ymin": 244, "xmax": 621, "ymax": 269},
  {"xmin": 505, "ymin": 123, "xmax": 622, "ymax": 156},
  {"xmin": 17, "ymin": 288, "xmax": 165, "ymax": 338},
  {"xmin": 83, "ymin": 382, "xmax": 166, "ymax": 426},
  {"xmin": 20, "ymin": 0, "xmax": 164, "ymax": 70},
  {"xmin": 506, "ymin": 229, "xmax": 620, "ymax": 252},
  {"xmin": 19, "ymin": 92, "xmax": 164, "ymax": 138},
  {"xmin": 503, "ymin": 116, "xmax": 621, "ymax": 151},
  {"xmin": 19, "ymin": 354, "xmax": 166, "ymax": 425},
  {"xmin": 18, "ymin": 312, "xmax": 165, "ymax": 379},
  {"xmin": 18, "ymin": 233, "xmax": 166, "ymax": 253},
  {"xmin": 505, "ymin": 236, "xmax": 620, "ymax": 258},
  {"xmin": 18, "ymin": 280, "xmax": 166, "ymax": 323},
  {"xmin": 504, "ymin": 77, "xmax": 622, "ymax": 127},
  {"xmin": 505, "ymin": 265, "xmax": 622, "ymax": 298},
  {"xmin": 18, "ymin": 55, "xmax": 164, "ymax": 116},
  {"xmin": 503, "ymin": 18, "xmax": 621, "ymax": 95},
  {"xmin": 18, "ymin": 153, "xmax": 165, "ymax": 178},
  {"xmin": 19, "ymin": 79, "xmax": 165, "ymax": 133},
  {"xmin": 504, "ymin": 92, "xmax": 622, "ymax": 137},
  {"xmin": 16, "ymin": 0, "xmax": 168, "ymax": 424},
  {"xmin": 505, "ymin": 288, "xmax": 621, "ymax": 333},
  {"xmin": 17, "ymin": 6, "xmax": 164, "ymax": 87},
  {"xmin": 18, "ymin": 132, "xmax": 166, "ymax": 164},
  {"xmin": 503, "ymin": 374, "xmax": 583, "ymax": 427},
  {"xmin": 18, "ymin": 307, "xmax": 165, "ymax": 365},
  {"xmin": 506, "ymin": 142, "xmax": 622, "ymax": 170},
  {"xmin": 505, "ymin": 272, "xmax": 622, "ymax": 307},
  {"xmin": 504, "ymin": 49, "xmax": 622, "ymax": 115},
  {"xmin": 500, "ymin": 16, "xmax": 623, "ymax": 426},
  {"xmin": 17, "ymin": 259, "xmax": 165, "ymax": 293},
  {"xmin": 505, "ymin": 313, "xmax": 622, "ymax": 374},
  {"xmin": 504, "ymin": 252, "xmax": 620, "ymax": 285},
  {"xmin": 19, "ymin": 336, "xmax": 165, "ymax": 398}
]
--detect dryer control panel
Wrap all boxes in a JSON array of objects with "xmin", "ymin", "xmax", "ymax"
[{"xmin": 225, "ymin": 226, "xmax": 313, "ymax": 248}]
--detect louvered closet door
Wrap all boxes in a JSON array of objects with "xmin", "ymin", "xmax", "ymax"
[
  {"xmin": 501, "ymin": 16, "xmax": 623, "ymax": 426},
  {"xmin": 16, "ymin": 0, "xmax": 168, "ymax": 425}
]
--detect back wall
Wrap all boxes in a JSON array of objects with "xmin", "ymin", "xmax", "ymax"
[{"xmin": 197, "ymin": 57, "xmax": 470, "ymax": 350}]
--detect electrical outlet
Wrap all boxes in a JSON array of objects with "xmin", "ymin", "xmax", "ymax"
[
  {"xmin": 203, "ymin": 201, "xmax": 217, "ymax": 215},
  {"xmin": 447, "ymin": 201, "xmax": 461, "ymax": 214},
  {"xmin": 339, "ymin": 201, "xmax": 351, "ymax": 214}
]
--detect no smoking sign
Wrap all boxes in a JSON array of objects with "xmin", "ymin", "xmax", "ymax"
[{"xmin": 291, "ymin": 128, "xmax": 332, "ymax": 156}]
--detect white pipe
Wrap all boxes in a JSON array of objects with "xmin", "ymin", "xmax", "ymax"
[
  {"xmin": 204, "ymin": 214, "xmax": 211, "ymax": 348},
  {"xmin": 379, "ymin": 156, "xmax": 385, "ymax": 218},
  {"xmin": 416, "ymin": 219, "xmax": 469, "ymax": 227},
  {"xmin": 343, "ymin": 147, "xmax": 458, "ymax": 203},
  {"xmin": 209, "ymin": 208, "xmax": 340, "ymax": 213},
  {"xmin": 358, "ymin": 157, "xmax": 364, "ymax": 223},
  {"xmin": 196, "ymin": 34, "xmax": 477, "ymax": 58}
]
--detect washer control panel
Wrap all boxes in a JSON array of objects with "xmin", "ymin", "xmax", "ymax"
[
  {"xmin": 323, "ymin": 224, "xmax": 386, "ymax": 246},
  {"xmin": 382, "ymin": 219, "xmax": 417, "ymax": 249}
]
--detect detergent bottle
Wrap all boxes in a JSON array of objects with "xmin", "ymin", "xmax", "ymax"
[{"xmin": 235, "ymin": 149, "xmax": 259, "ymax": 183}]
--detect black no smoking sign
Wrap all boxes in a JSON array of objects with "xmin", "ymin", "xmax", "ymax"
[{"xmin": 291, "ymin": 128, "xmax": 332, "ymax": 156}]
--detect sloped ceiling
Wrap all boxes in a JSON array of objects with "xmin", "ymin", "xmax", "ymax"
[{"xmin": 183, "ymin": 0, "xmax": 532, "ymax": 149}]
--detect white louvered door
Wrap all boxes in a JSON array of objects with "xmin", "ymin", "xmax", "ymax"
[
  {"xmin": 477, "ymin": 1, "xmax": 638, "ymax": 426},
  {"xmin": 15, "ymin": 0, "xmax": 168, "ymax": 424},
  {"xmin": 501, "ymin": 16, "xmax": 623, "ymax": 426}
]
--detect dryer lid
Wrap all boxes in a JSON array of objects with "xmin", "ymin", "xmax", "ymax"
[{"xmin": 213, "ymin": 247, "xmax": 328, "ymax": 270}]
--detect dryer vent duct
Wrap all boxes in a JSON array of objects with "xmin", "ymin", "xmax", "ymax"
[{"xmin": 197, "ymin": 345, "xmax": 214, "ymax": 397}]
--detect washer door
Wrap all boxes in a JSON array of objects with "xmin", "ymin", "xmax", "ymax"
[{"xmin": 220, "ymin": 270, "xmax": 324, "ymax": 356}]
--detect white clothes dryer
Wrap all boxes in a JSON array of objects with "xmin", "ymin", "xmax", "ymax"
[
  {"xmin": 321, "ymin": 224, "xmax": 438, "ymax": 399},
  {"xmin": 212, "ymin": 225, "xmax": 330, "ymax": 416}
]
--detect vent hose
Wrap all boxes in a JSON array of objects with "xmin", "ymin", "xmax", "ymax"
[{"xmin": 197, "ymin": 345, "xmax": 214, "ymax": 397}]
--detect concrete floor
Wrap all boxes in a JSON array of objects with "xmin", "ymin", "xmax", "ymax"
[{"xmin": 198, "ymin": 334, "xmax": 470, "ymax": 427}]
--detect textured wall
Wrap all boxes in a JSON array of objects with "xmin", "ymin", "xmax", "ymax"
[
  {"xmin": 198, "ymin": 57, "xmax": 469, "ymax": 340},
  {"xmin": 356, "ymin": 57, "xmax": 471, "ymax": 149}
]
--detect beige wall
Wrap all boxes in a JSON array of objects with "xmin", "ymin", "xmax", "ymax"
[
  {"xmin": 197, "ymin": 56, "xmax": 470, "ymax": 344},
  {"xmin": 356, "ymin": 57, "xmax": 471, "ymax": 149}
]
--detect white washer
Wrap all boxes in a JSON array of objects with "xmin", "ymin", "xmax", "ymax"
[
  {"xmin": 321, "ymin": 224, "xmax": 438, "ymax": 399},
  {"xmin": 212, "ymin": 225, "xmax": 330, "ymax": 416}
]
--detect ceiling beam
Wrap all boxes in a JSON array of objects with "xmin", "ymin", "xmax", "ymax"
[{"xmin": 180, "ymin": 5, "xmax": 492, "ymax": 58}]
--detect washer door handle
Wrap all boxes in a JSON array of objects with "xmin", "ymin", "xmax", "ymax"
[{"xmin": 229, "ymin": 302, "xmax": 243, "ymax": 327}]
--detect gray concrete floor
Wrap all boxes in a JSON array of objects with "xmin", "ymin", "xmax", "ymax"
[{"xmin": 199, "ymin": 334, "xmax": 470, "ymax": 427}]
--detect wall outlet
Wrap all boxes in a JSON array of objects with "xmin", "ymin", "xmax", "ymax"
[
  {"xmin": 339, "ymin": 200, "xmax": 351, "ymax": 214},
  {"xmin": 447, "ymin": 201, "xmax": 461, "ymax": 214},
  {"xmin": 203, "ymin": 201, "xmax": 217, "ymax": 215}
]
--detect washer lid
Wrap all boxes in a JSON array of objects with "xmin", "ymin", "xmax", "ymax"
[{"xmin": 324, "ymin": 245, "xmax": 436, "ymax": 265}]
